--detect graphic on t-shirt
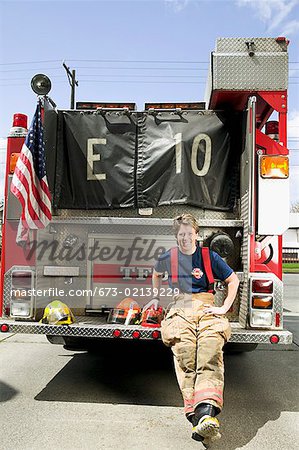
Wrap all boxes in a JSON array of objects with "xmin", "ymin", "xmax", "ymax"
[{"xmin": 191, "ymin": 268, "xmax": 204, "ymax": 279}]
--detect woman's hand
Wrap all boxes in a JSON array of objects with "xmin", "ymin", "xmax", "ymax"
[{"xmin": 203, "ymin": 305, "xmax": 228, "ymax": 315}]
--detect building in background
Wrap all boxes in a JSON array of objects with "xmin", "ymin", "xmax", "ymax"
[{"xmin": 283, "ymin": 213, "xmax": 299, "ymax": 263}]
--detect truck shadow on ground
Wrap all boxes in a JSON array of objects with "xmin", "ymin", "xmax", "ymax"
[
  {"xmin": 35, "ymin": 341, "xmax": 299, "ymax": 450},
  {"xmin": 36, "ymin": 340, "xmax": 181, "ymax": 406}
]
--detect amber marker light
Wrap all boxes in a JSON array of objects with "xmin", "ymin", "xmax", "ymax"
[
  {"xmin": 10, "ymin": 153, "xmax": 20, "ymax": 174},
  {"xmin": 252, "ymin": 296, "xmax": 273, "ymax": 309},
  {"xmin": 260, "ymin": 156, "xmax": 289, "ymax": 179}
]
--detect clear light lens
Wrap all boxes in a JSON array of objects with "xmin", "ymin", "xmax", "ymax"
[
  {"xmin": 11, "ymin": 302, "xmax": 31, "ymax": 317},
  {"xmin": 250, "ymin": 310, "xmax": 273, "ymax": 326}
]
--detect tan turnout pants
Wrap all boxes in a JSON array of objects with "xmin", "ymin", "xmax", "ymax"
[{"xmin": 161, "ymin": 292, "xmax": 231, "ymax": 415}]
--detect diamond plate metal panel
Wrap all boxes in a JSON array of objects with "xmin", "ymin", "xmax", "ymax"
[
  {"xmin": 54, "ymin": 206, "xmax": 236, "ymax": 220},
  {"xmin": 0, "ymin": 319, "xmax": 292, "ymax": 344},
  {"xmin": 248, "ymin": 273, "xmax": 284, "ymax": 329},
  {"xmin": 239, "ymin": 192, "xmax": 250, "ymax": 327},
  {"xmin": 213, "ymin": 54, "xmax": 288, "ymax": 91},
  {"xmin": 216, "ymin": 38, "xmax": 288, "ymax": 53}
]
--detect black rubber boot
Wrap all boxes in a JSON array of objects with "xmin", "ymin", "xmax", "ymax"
[
  {"xmin": 186, "ymin": 412, "xmax": 195, "ymax": 424},
  {"xmin": 193, "ymin": 403, "xmax": 220, "ymax": 426},
  {"xmin": 191, "ymin": 403, "xmax": 220, "ymax": 443}
]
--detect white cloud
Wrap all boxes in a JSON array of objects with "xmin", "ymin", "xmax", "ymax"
[
  {"xmin": 237, "ymin": 0, "xmax": 299, "ymax": 36},
  {"xmin": 165, "ymin": 0, "xmax": 189, "ymax": 13},
  {"xmin": 267, "ymin": 0, "xmax": 298, "ymax": 31},
  {"xmin": 280, "ymin": 19, "xmax": 299, "ymax": 36},
  {"xmin": 237, "ymin": 0, "xmax": 273, "ymax": 21}
]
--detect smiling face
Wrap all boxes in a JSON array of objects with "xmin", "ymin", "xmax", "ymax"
[{"xmin": 176, "ymin": 223, "xmax": 198, "ymax": 255}]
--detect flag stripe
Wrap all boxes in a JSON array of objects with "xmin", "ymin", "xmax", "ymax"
[
  {"xmin": 40, "ymin": 178, "xmax": 52, "ymax": 200},
  {"xmin": 12, "ymin": 166, "xmax": 43, "ymax": 226},
  {"xmin": 19, "ymin": 150, "xmax": 52, "ymax": 219},
  {"xmin": 10, "ymin": 183, "xmax": 38, "ymax": 229}
]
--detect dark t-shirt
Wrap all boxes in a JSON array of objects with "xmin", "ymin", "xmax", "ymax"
[{"xmin": 154, "ymin": 245, "xmax": 233, "ymax": 293}]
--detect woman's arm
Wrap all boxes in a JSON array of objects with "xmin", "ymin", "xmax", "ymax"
[{"xmin": 203, "ymin": 272, "xmax": 239, "ymax": 315}]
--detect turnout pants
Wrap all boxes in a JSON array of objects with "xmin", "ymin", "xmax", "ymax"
[{"xmin": 161, "ymin": 293, "xmax": 231, "ymax": 415}]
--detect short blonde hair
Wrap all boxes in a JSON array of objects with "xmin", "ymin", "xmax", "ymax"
[{"xmin": 173, "ymin": 213, "xmax": 199, "ymax": 237}]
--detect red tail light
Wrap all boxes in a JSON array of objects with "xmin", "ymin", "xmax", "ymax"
[
  {"xmin": 132, "ymin": 330, "xmax": 141, "ymax": 339},
  {"xmin": 152, "ymin": 330, "xmax": 160, "ymax": 340},
  {"xmin": 252, "ymin": 279, "xmax": 273, "ymax": 294},
  {"xmin": 112, "ymin": 329, "xmax": 122, "ymax": 338},
  {"xmin": 270, "ymin": 334, "xmax": 280, "ymax": 344},
  {"xmin": 1, "ymin": 324, "xmax": 9, "ymax": 333}
]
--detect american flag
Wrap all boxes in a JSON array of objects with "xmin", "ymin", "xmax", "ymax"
[{"xmin": 11, "ymin": 100, "xmax": 52, "ymax": 244}]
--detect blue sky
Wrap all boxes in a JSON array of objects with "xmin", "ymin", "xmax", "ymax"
[{"xmin": 0, "ymin": 0, "xmax": 298, "ymax": 202}]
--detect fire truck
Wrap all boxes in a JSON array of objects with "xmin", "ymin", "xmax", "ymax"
[{"xmin": 0, "ymin": 37, "xmax": 292, "ymax": 351}]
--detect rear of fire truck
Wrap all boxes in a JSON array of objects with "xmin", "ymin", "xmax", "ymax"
[{"xmin": 0, "ymin": 37, "xmax": 293, "ymax": 351}]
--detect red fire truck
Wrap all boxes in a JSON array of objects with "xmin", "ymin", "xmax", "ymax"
[{"xmin": 0, "ymin": 37, "xmax": 292, "ymax": 351}]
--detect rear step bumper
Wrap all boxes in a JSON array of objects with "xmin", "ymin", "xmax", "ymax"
[{"xmin": 0, "ymin": 319, "xmax": 293, "ymax": 345}]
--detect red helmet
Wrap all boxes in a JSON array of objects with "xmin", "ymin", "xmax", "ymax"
[
  {"xmin": 107, "ymin": 298, "xmax": 141, "ymax": 325},
  {"xmin": 141, "ymin": 306, "xmax": 164, "ymax": 328}
]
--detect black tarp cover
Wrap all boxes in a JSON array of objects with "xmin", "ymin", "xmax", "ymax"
[{"xmin": 45, "ymin": 110, "xmax": 238, "ymax": 210}]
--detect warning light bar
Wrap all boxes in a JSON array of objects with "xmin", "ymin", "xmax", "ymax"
[
  {"xmin": 144, "ymin": 102, "xmax": 205, "ymax": 110},
  {"xmin": 76, "ymin": 102, "xmax": 136, "ymax": 110},
  {"xmin": 260, "ymin": 155, "xmax": 289, "ymax": 179}
]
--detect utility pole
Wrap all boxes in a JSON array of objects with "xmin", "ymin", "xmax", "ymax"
[{"xmin": 63, "ymin": 62, "xmax": 79, "ymax": 109}]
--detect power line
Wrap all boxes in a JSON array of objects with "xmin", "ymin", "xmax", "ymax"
[
  {"xmin": 0, "ymin": 66, "xmax": 211, "ymax": 73},
  {"xmin": 77, "ymin": 66, "xmax": 208, "ymax": 71},
  {"xmin": 0, "ymin": 76, "xmax": 65, "ymax": 81},
  {"xmin": 68, "ymin": 59, "xmax": 210, "ymax": 64},
  {"xmin": 0, "ymin": 59, "xmax": 298, "ymax": 66},
  {"xmin": 0, "ymin": 60, "xmax": 61, "ymax": 66},
  {"xmin": 79, "ymin": 80, "xmax": 207, "ymax": 84},
  {"xmin": 0, "ymin": 67, "xmax": 63, "ymax": 73},
  {"xmin": 1, "ymin": 65, "xmax": 299, "ymax": 73}
]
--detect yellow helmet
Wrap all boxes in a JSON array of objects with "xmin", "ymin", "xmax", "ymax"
[{"xmin": 40, "ymin": 300, "xmax": 75, "ymax": 325}]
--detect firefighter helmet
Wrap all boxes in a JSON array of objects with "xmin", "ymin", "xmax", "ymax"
[
  {"xmin": 107, "ymin": 298, "xmax": 141, "ymax": 325},
  {"xmin": 40, "ymin": 300, "xmax": 75, "ymax": 325},
  {"xmin": 141, "ymin": 306, "xmax": 164, "ymax": 327}
]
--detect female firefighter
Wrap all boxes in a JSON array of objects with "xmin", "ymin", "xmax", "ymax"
[{"xmin": 147, "ymin": 213, "xmax": 239, "ymax": 444}]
